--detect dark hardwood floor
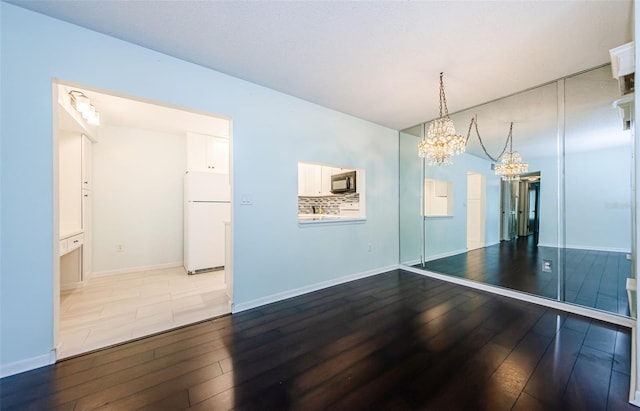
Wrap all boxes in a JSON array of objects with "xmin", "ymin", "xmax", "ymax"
[
  {"xmin": 418, "ymin": 237, "xmax": 631, "ymax": 316},
  {"xmin": 0, "ymin": 270, "xmax": 634, "ymax": 410}
]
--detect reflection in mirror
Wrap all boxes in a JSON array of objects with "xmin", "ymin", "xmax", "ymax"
[
  {"xmin": 400, "ymin": 64, "xmax": 634, "ymax": 318},
  {"xmin": 424, "ymin": 178, "xmax": 453, "ymax": 217},
  {"xmin": 297, "ymin": 161, "xmax": 365, "ymax": 222},
  {"xmin": 563, "ymin": 65, "xmax": 633, "ymax": 315}
]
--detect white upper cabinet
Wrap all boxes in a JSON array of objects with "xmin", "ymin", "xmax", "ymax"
[
  {"xmin": 298, "ymin": 162, "xmax": 322, "ymax": 196},
  {"xmin": 207, "ymin": 137, "xmax": 229, "ymax": 173},
  {"xmin": 187, "ymin": 132, "xmax": 229, "ymax": 173},
  {"xmin": 298, "ymin": 163, "xmax": 355, "ymax": 197}
]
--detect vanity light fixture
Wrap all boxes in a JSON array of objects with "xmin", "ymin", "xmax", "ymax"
[
  {"xmin": 494, "ymin": 122, "xmax": 528, "ymax": 181},
  {"xmin": 68, "ymin": 90, "xmax": 100, "ymax": 125},
  {"xmin": 418, "ymin": 72, "xmax": 466, "ymax": 165}
]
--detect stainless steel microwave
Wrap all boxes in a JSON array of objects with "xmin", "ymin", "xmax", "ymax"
[{"xmin": 331, "ymin": 171, "xmax": 356, "ymax": 194}]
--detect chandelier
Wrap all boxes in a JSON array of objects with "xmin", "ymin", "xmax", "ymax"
[
  {"xmin": 418, "ymin": 72, "xmax": 466, "ymax": 165},
  {"xmin": 494, "ymin": 122, "xmax": 528, "ymax": 181}
]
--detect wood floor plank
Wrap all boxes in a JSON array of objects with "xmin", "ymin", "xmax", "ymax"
[
  {"xmin": 523, "ymin": 326, "xmax": 586, "ymax": 405},
  {"xmin": 562, "ymin": 344, "xmax": 614, "ymax": 410},
  {"xmin": 419, "ymin": 237, "xmax": 631, "ymax": 316},
  {"xmin": 478, "ymin": 331, "xmax": 553, "ymax": 410},
  {"xmin": 608, "ymin": 370, "xmax": 639, "ymax": 411},
  {"xmin": 0, "ymin": 270, "xmax": 633, "ymax": 411}
]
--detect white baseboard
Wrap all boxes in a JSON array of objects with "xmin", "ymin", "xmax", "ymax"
[
  {"xmin": 424, "ymin": 248, "xmax": 467, "ymax": 262},
  {"xmin": 92, "ymin": 261, "xmax": 183, "ymax": 277},
  {"xmin": 401, "ymin": 265, "xmax": 635, "ymax": 328},
  {"xmin": 402, "ymin": 243, "xmax": 500, "ymax": 267},
  {"xmin": 537, "ymin": 243, "xmax": 631, "ymax": 253},
  {"xmin": 233, "ymin": 264, "xmax": 400, "ymax": 313},
  {"xmin": 565, "ymin": 244, "xmax": 631, "ymax": 253},
  {"xmin": 0, "ymin": 349, "xmax": 56, "ymax": 378}
]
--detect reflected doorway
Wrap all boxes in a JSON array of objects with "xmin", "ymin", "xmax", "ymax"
[
  {"xmin": 500, "ymin": 172, "xmax": 540, "ymax": 244},
  {"xmin": 466, "ymin": 172, "xmax": 486, "ymax": 250},
  {"xmin": 528, "ymin": 180, "xmax": 540, "ymax": 242}
]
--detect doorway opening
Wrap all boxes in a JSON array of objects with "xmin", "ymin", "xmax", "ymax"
[
  {"xmin": 466, "ymin": 172, "xmax": 486, "ymax": 250},
  {"xmin": 500, "ymin": 172, "xmax": 540, "ymax": 243},
  {"xmin": 527, "ymin": 180, "xmax": 541, "ymax": 243},
  {"xmin": 53, "ymin": 81, "xmax": 234, "ymax": 359}
]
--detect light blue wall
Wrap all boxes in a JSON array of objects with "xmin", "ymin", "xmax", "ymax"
[
  {"xmin": 399, "ymin": 131, "xmax": 422, "ymax": 264},
  {"xmin": 399, "ymin": 128, "xmax": 501, "ymax": 264},
  {"xmin": 401, "ymin": 142, "xmax": 632, "ymax": 257},
  {"xmin": 565, "ymin": 146, "xmax": 632, "ymax": 252},
  {"xmin": 0, "ymin": 4, "xmax": 399, "ymax": 371},
  {"xmin": 422, "ymin": 153, "xmax": 501, "ymax": 260},
  {"xmin": 530, "ymin": 146, "xmax": 632, "ymax": 253}
]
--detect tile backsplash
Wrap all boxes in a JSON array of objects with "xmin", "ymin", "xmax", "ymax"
[{"xmin": 298, "ymin": 193, "xmax": 359, "ymax": 215}]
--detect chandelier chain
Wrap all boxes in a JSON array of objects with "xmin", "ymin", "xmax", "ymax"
[
  {"xmin": 439, "ymin": 72, "xmax": 447, "ymax": 118},
  {"xmin": 465, "ymin": 116, "xmax": 512, "ymax": 162}
]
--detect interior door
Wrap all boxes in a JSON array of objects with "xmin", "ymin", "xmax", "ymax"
[{"xmin": 467, "ymin": 172, "xmax": 486, "ymax": 250}]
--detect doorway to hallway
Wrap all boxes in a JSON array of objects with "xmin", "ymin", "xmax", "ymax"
[{"xmin": 500, "ymin": 172, "xmax": 540, "ymax": 244}]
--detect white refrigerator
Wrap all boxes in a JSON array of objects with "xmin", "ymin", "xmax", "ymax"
[{"xmin": 184, "ymin": 171, "xmax": 231, "ymax": 275}]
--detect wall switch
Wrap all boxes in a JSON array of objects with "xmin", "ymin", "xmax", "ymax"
[
  {"xmin": 542, "ymin": 260, "xmax": 552, "ymax": 272},
  {"xmin": 116, "ymin": 244, "xmax": 124, "ymax": 252},
  {"xmin": 627, "ymin": 254, "xmax": 632, "ymax": 261}
]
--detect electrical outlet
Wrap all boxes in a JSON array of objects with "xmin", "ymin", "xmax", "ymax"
[
  {"xmin": 542, "ymin": 260, "xmax": 552, "ymax": 272},
  {"xmin": 240, "ymin": 194, "xmax": 253, "ymax": 206},
  {"xmin": 116, "ymin": 244, "xmax": 124, "ymax": 252}
]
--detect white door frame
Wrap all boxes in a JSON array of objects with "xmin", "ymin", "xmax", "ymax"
[{"xmin": 52, "ymin": 79, "xmax": 234, "ymax": 361}]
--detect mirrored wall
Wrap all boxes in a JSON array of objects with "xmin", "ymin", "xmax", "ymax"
[{"xmin": 400, "ymin": 64, "xmax": 635, "ymax": 318}]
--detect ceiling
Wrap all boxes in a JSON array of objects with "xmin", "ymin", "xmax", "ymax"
[
  {"xmin": 58, "ymin": 83, "xmax": 230, "ymax": 139},
  {"xmin": 404, "ymin": 64, "xmax": 632, "ymax": 159},
  {"xmin": 6, "ymin": 0, "xmax": 634, "ymax": 131}
]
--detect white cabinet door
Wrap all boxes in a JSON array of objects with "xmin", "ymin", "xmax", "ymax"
[
  {"xmin": 60, "ymin": 247, "xmax": 82, "ymax": 289},
  {"xmin": 59, "ymin": 131, "xmax": 82, "ymax": 236},
  {"xmin": 206, "ymin": 136, "xmax": 229, "ymax": 173},
  {"xmin": 298, "ymin": 164, "xmax": 344, "ymax": 197},
  {"xmin": 81, "ymin": 134, "xmax": 92, "ymax": 190},
  {"xmin": 187, "ymin": 132, "xmax": 229, "ymax": 173},
  {"xmin": 298, "ymin": 163, "xmax": 322, "ymax": 196},
  {"xmin": 82, "ymin": 189, "xmax": 92, "ymax": 277}
]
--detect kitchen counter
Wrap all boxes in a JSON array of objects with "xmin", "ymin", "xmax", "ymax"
[
  {"xmin": 298, "ymin": 213, "xmax": 365, "ymax": 224},
  {"xmin": 60, "ymin": 229, "xmax": 84, "ymax": 241}
]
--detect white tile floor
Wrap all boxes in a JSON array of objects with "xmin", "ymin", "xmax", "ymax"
[{"xmin": 58, "ymin": 266, "xmax": 230, "ymax": 359}]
